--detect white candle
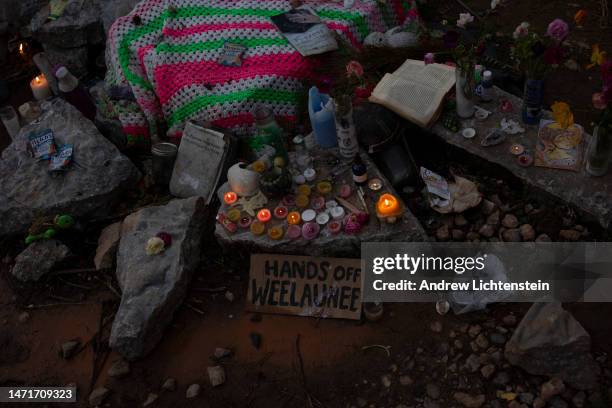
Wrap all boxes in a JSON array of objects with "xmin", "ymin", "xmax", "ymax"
[{"xmin": 30, "ymin": 75, "xmax": 51, "ymax": 101}]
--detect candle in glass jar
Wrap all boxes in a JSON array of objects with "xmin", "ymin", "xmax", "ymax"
[
  {"xmin": 296, "ymin": 194, "xmax": 309, "ymax": 208},
  {"xmin": 316, "ymin": 181, "xmax": 332, "ymax": 195},
  {"xmin": 376, "ymin": 194, "xmax": 401, "ymax": 216},
  {"xmin": 250, "ymin": 221, "xmax": 266, "ymax": 235},
  {"xmin": 30, "ymin": 75, "xmax": 51, "ymax": 101},
  {"xmin": 224, "ymin": 191, "xmax": 238, "ymax": 205},
  {"xmin": 268, "ymin": 226, "xmax": 284, "ymax": 240},
  {"xmin": 227, "ymin": 208, "xmax": 241, "ymax": 222},
  {"xmin": 257, "ymin": 208, "xmax": 272, "ymax": 223},
  {"xmin": 287, "ymin": 211, "xmax": 301, "ymax": 225},
  {"xmin": 273, "ymin": 206, "xmax": 288, "ymax": 219}
]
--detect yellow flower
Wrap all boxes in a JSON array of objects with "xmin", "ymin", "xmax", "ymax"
[
  {"xmin": 551, "ymin": 101, "xmax": 574, "ymax": 129},
  {"xmin": 252, "ymin": 160, "xmax": 266, "ymax": 173},
  {"xmin": 587, "ymin": 44, "xmax": 607, "ymax": 69},
  {"xmin": 145, "ymin": 237, "xmax": 165, "ymax": 255}
]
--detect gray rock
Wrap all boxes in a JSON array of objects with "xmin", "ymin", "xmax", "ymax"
[
  {"xmin": 518, "ymin": 392, "xmax": 534, "ymax": 404},
  {"xmin": 12, "ymin": 240, "xmax": 70, "ymax": 282},
  {"xmin": 502, "ymin": 314, "xmax": 517, "ymax": 326},
  {"xmin": 207, "ymin": 366, "xmax": 226, "ymax": 387},
  {"xmin": 430, "ymin": 321, "xmax": 443, "ymax": 333},
  {"xmin": 548, "ymin": 396, "xmax": 568, "ymax": 408},
  {"xmin": 426, "ymin": 383, "xmax": 440, "ymax": 399},
  {"xmin": 161, "ymin": 378, "xmax": 176, "ymax": 392},
  {"xmin": 535, "ymin": 234, "xmax": 552, "ymax": 242},
  {"xmin": 519, "ymin": 224, "xmax": 535, "ymax": 241},
  {"xmin": 109, "ymin": 197, "xmax": 206, "ymax": 360},
  {"xmin": 455, "ymin": 214, "xmax": 468, "ymax": 226},
  {"xmin": 185, "ymin": 384, "xmax": 200, "ymax": 399},
  {"xmin": 502, "ymin": 214, "xmax": 519, "ymax": 228},
  {"xmin": 559, "ymin": 229, "xmax": 581, "ymax": 241},
  {"xmin": 468, "ymin": 325, "xmax": 482, "ymax": 338},
  {"xmin": 475, "ymin": 333, "xmax": 489, "ymax": 349},
  {"xmin": 453, "ymin": 392, "xmax": 485, "ymax": 407},
  {"xmin": 492, "ymin": 371, "xmax": 510, "ymax": 386},
  {"xmin": 399, "ymin": 375, "xmax": 413, "ymax": 386},
  {"xmin": 40, "ymin": 45, "xmax": 90, "ymax": 78},
  {"xmin": 0, "ymin": 99, "xmax": 140, "ymax": 236},
  {"xmin": 540, "ymin": 377, "xmax": 565, "ymax": 401},
  {"xmin": 480, "ymin": 199, "xmax": 496, "ymax": 215},
  {"xmin": 486, "ymin": 210, "xmax": 500, "ymax": 226},
  {"xmin": 505, "ymin": 303, "xmax": 600, "ymax": 390},
  {"xmin": 502, "ymin": 228, "xmax": 522, "ymax": 242},
  {"xmin": 489, "ymin": 333, "xmax": 506, "ymax": 345},
  {"xmin": 465, "ymin": 353, "xmax": 481, "ymax": 372},
  {"xmin": 436, "ymin": 225, "xmax": 450, "ymax": 241},
  {"xmin": 142, "ymin": 393, "xmax": 158, "ymax": 407},
  {"xmin": 30, "ymin": 0, "xmax": 103, "ymax": 48},
  {"xmin": 88, "ymin": 387, "xmax": 109, "ymax": 406},
  {"xmin": 571, "ymin": 391, "xmax": 586, "ymax": 407},
  {"xmin": 478, "ymin": 224, "xmax": 495, "ymax": 238},
  {"xmin": 107, "ymin": 359, "xmax": 130, "ymax": 378},
  {"xmin": 213, "ymin": 347, "xmax": 232, "ymax": 359},
  {"xmin": 100, "ymin": 0, "xmax": 140, "ymax": 35},
  {"xmin": 18, "ymin": 312, "xmax": 30, "ymax": 323},
  {"xmin": 94, "ymin": 222, "xmax": 122, "ymax": 270},
  {"xmin": 381, "ymin": 374, "xmax": 392, "ymax": 388},
  {"xmin": 480, "ymin": 364, "xmax": 495, "ymax": 379}
]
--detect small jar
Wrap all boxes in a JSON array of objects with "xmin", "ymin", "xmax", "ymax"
[{"xmin": 151, "ymin": 142, "xmax": 178, "ymax": 188}]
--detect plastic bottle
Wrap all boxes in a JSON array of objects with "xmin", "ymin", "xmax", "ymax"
[
  {"xmin": 308, "ymin": 86, "xmax": 337, "ymax": 148},
  {"xmin": 480, "ymin": 70, "xmax": 494, "ymax": 102},
  {"xmin": 252, "ymin": 107, "xmax": 288, "ymax": 164},
  {"xmin": 55, "ymin": 66, "xmax": 97, "ymax": 121}
]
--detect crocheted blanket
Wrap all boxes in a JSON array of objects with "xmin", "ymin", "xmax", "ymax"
[{"xmin": 106, "ymin": 0, "xmax": 419, "ymax": 146}]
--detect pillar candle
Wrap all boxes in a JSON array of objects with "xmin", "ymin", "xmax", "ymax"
[{"xmin": 30, "ymin": 75, "xmax": 51, "ymax": 101}]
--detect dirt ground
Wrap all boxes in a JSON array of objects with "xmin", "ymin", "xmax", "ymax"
[{"xmin": 2, "ymin": 0, "xmax": 612, "ymax": 407}]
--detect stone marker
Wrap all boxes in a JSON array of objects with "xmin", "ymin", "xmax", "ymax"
[
  {"xmin": 185, "ymin": 384, "xmax": 200, "ymax": 399},
  {"xmin": 505, "ymin": 303, "xmax": 600, "ymax": 390},
  {"xmin": 109, "ymin": 197, "xmax": 206, "ymax": 360},
  {"xmin": 207, "ymin": 366, "xmax": 226, "ymax": 387},
  {"xmin": 12, "ymin": 240, "xmax": 70, "ymax": 282},
  {"xmin": 94, "ymin": 222, "xmax": 122, "ymax": 270},
  {"xmin": 0, "ymin": 99, "xmax": 140, "ymax": 236}
]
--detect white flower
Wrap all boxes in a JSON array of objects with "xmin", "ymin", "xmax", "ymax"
[
  {"xmin": 513, "ymin": 22, "xmax": 530, "ymax": 39},
  {"xmin": 456, "ymin": 13, "xmax": 474, "ymax": 29},
  {"xmin": 491, "ymin": 0, "xmax": 501, "ymax": 9}
]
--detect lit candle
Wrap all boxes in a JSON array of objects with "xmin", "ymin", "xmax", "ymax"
[
  {"xmin": 257, "ymin": 208, "xmax": 272, "ymax": 223},
  {"xmin": 227, "ymin": 208, "xmax": 241, "ymax": 222},
  {"xmin": 296, "ymin": 194, "xmax": 310, "ymax": 208},
  {"xmin": 224, "ymin": 191, "xmax": 238, "ymax": 205},
  {"xmin": 250, "ymin": 221, "xmax": 266, "ymax": 235},
  {"xmin": 328, "ymin": 220, "xmax": 342, "ymax": 234},
  {"xmin": 376, "ymin": 193, "xmax": 403, "ymax": 223},
  {"xmin": 30, "ymin": 75, "xmax": 51, "ymax": 101},
  {"xmin": 287, "ymin": 211, "xmax": 301, "ymax": 225},
  {"xmin": 273, "ymin": 206, "xmax": 288, "ymax": 219},
  {"xmin": 239, "ymin": 216, "xmax": 252, "ymax": 228},
  {"xmin": 509, "ymin": 144, "xmax": 525, "ymax": 156},
  {"xmin": 316, "ymin": 181, "xmax": 332, "ymax": 195},
  {"xmin": 268, "ymin": 226, "xmax": 284, "ymax": 240}
]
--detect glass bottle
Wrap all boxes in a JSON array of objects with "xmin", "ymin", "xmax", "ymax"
[
  {"xmin": 352, "ymin": 155, "xmax": 368, "ymax": 186},
  {"xmin": 55, "ymin": 66, "xmax": 97, "ymax": 121}
]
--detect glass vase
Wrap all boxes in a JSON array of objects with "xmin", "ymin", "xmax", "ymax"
[
  {"xmin": 522, "ymin": 78, "xmax": 545, "ymax": 125},
  {"xmin": 455, "ymin": 69, "xmax": 475, "ymax": 119},
  {"xmin": 586, "ymin": 124, "xmax": 612, "ymax": 177}
]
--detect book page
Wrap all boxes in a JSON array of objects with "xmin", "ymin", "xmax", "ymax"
[
  {"xmin": 370, "ymin": 73, "xmax": 442, "ymax": 127},
  {"xmin": 271, "ymin": 6, "xmax": 338, "ymax": 56},
  {"xmin": 394, "ymin": 59, "xmax": 455, "ymax": 93}
]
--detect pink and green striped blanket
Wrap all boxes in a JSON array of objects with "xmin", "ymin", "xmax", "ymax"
[{"xmin": 105, "ymin": 0, "xmax": 419, "ymax": 146}]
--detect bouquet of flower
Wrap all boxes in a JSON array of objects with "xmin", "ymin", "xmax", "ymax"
[
  {"xmin": 511, "ymin": 18, "xmax": 570, "ymax": 79},
  {"xmin": 586, "ymin": 60, "xmax": 612, "ymax": 175}
]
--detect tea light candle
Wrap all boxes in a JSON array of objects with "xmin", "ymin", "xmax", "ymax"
[
  {"xmin": 287, "ymin": 211, "xmax": 301, "ymax": 225},
  {"xmin": 296, "ymin": 194, "xmax": 310, "ymax": 208},
  {"xmin": 227, "ymin": 208, "xmax": 241, "ymax": 222},
  {"xmin": 303, "ymin": 168, "xmax": 316, "ymax": 182},
  {"xmin": 287, "ymin": 224, "xmax": 302, "ymax": 239},
  {"xmin": 293, "ymin": 174, "xmax": 306, "ymax": 185},
  {"xmin": 367, "ymin": 178, "xmax": 383, "ymax": 191},
  {"xmin": 301, "ymin": 222, "xmax": 320, "ymax": 240},
  {"xmin": 509, "ymin": 144, "xmax": 525, "ymax": 156},
  {"xmin": 328, "ymin": 220, "xmax": 342, "ymax": 234},
  {"xmin": 224, "ymin": 191, "xmax": 238, "ymax": 205},
  {"xmin": 316, "ymin": 181, "xmax": 332, "ymax": 195},
  {"xmin": 268, "ymin": 226, "xmax": 284, "ymax": 240},
  {"xmin": 257, "ymin": 208, "xmax": 272, "ymax": 223},
  {"xmin": 282, "ymin": 194, "xmax": 296, "ymax": 207},
  {"xmin": 30, "ymin": 75, "xmax": 51, "ymax": 101},
  {"xmin": 302, "ymin": 209, "xmax": 316, "ymax": 223},
  {"xmin": 376, "ymin": 193, "xmax": 403, "ymax": 223},
  {"xmin": 330, "ymin": 206, "xmax": 345, "ymax": 220},
  {"xmin": 239, "ymin": 216, "xmax": 252, "ymax": 228},
  {"xmin": 297, "ymin": 184, "xmax": 311, "ymax": 196},
  {"xmin": 250, "ymin": 221, "xmax": 266, "ymax": 235},
  {"xmin": 273, "ymin": 206, "xmax": 288, "ymax": 219},
  {"xmin": 312, "ymin": 196, "xmax": 325, "ymax": 211},
  {"xmin": 325, "ymin": 200, "xmax": 338, "ymax": 209},
  {"xmin": 517, "ymin": 152, "xmax": 533, "ymax": 167},
  {"xmin": 316, "ymin": 212, "xmax": 330, "ymax": 225},
  {"xmin": 339, "ymin": 184, "xmax": 352, "ymax": 198}
]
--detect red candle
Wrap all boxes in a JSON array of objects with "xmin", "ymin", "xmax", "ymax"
[
  {"xmin": 257, "ymin": 208, "xmax": 272, "ymax": 223},
  {"xmin": 224, "ymin": 191, "xmax": 238, "ymax": 205},
  {"xmin": 274, "ymin": 206, "xmax": 288, "ymax": 219}
]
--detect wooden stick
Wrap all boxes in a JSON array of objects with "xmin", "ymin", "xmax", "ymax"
[{"xmin": 335, "ymin": 196, "xmax": 362, "ymax": 214}]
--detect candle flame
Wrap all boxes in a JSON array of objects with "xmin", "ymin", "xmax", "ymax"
[
  {"xmin": 19, "ymin": 43, "xmax": 24, "ymax": 54},
  {"xmin": 384, "ymin": 199, "xmax": 391, "ymax": 207},
  {"xmin": 35, "ymin": 76, "xmax": 41, "ymax": 84}
]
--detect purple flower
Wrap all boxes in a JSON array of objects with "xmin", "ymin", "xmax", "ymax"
[{"xmin": 546, "ymin": 19, "xmax": 569, "ymax": 43}]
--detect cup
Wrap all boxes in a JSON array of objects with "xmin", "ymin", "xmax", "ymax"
[{"xmin": 0, "ymin": 106, "xmax": 20, "ymax": 139}]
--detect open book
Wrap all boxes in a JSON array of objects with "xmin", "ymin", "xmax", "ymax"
[
  {"xmin": 369, "ymin": 59, "xmax": 456, "ymax": 128},
  {"xmin": 170, "ymin": 122, "xmax": 231, "ymax": 203},
  {"xmin": 271, "ymin": 6, "xmax": 338, "ymax": 57}
]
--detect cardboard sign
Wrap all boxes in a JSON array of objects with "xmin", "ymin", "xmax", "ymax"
[{"xmin": 247, "ymin": 254, "xmax": 362, "ymax": 320}]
